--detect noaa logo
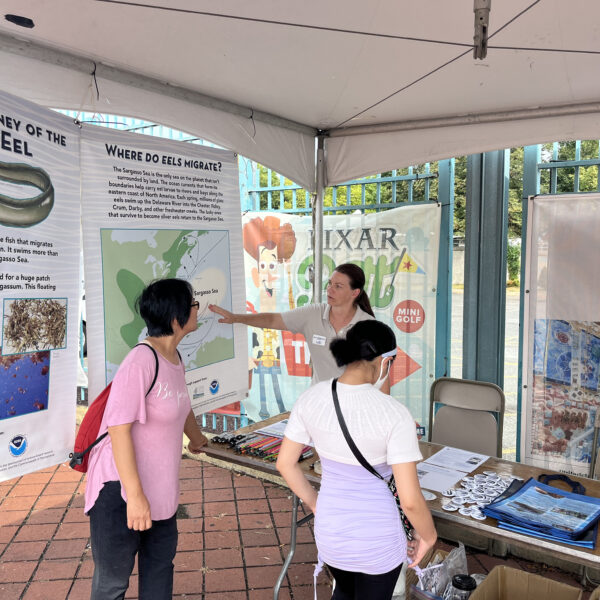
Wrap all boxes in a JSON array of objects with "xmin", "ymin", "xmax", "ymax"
[
  {"xmin": 209, "ymin": 380, "xmax": 219, "ymax": 395},
  {"xmin": 9, "ymin": 435, "xmax": 27, "ymax": 458}
]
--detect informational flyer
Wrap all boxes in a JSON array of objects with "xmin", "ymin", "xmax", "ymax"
[
  {"xmin": 416, "ymin": 462, "xmax": 464, "ymax": 493},
  {"xmin": 424, "ymin": 446, "xmax": 488, "ymax": 473},
  {"xmin": 80, "ymin": 125, "xmax": 247, "ymax": 413},
  {"xmin": 0, "ymin": 90, "xmax": 80, "ymax": 481}
]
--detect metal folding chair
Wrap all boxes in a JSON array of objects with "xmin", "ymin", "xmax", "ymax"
[{"xmin": 428, "ymin": 377, "xmax": 505, "ymax": 458}]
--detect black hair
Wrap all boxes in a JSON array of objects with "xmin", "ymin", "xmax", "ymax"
[
  {"xmin": 136, "ymin": 278, "xmax": 194, "ymax": 337},
  {"xmin": 330, "ymin": 320, "xmax": 396, "ymax": 367},
  {"xmin": 334, "ymin": 263, "xmax": 374, "ymax": 317}
]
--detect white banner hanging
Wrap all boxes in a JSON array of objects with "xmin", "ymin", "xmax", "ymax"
[
  {"xmin": 0, "ymin": 90, "xmax": 81, "ymax": 481},
  {"xmin": 522, "ymin": 194, "xmax": 600, "ymax": 475},
  {"xmin": 242, "ymin": 204, "xmax": 440, "ymax": 429},
  {"xmin": 81, "ymin": 126, "xmax": 247, "ymax": 414}
]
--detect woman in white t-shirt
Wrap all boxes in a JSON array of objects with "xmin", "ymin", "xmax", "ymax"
[{"xmin": 277, "ymin": 320, "xmax": 436, "ymax": 600}]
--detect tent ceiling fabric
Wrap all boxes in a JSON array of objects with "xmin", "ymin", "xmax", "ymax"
[{"xmin": 1, "ymin": 0, "xmax": 600, "ymax": 189}]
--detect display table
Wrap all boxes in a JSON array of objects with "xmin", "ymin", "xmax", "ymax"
[{"xmin": 202, "ymin": 413, "xmax": 600, "ymax": 598}]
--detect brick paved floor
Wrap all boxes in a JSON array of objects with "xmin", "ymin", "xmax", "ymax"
[{"xmin": 0, "ymin": 457, "xmax": 597, "ymax": 599}]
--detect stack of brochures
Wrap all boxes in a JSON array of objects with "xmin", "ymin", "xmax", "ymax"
[{"xmin": 482, "ymin": 478, "xmax": 600, "ymax": 548}]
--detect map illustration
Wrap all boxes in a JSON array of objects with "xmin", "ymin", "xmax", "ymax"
[{"xmin": 100, "ymin": 228, "xmax": 234, "ymax": 381}]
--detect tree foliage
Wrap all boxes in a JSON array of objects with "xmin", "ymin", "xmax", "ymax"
[
  {"xmin": 539, "ymin": 140, "xmax": 599, "ymax": 195},
  {"xmin": 254, "ymin": 141, "xmax": 600, "ymax": 240}
]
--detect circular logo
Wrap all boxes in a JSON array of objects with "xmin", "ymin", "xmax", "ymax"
[
  {"xmin": 9, "ymin": 435, "xmax": 27, "ymax": 457},
  {"xmin": 209, "ymin": 380, "xmax": 219, "ymax": 395},
  {"xmin": 393, "ymin": 300, "xmax": 425, "ymax": 333}
]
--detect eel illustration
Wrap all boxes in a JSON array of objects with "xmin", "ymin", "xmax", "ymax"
[{"xmin": 0, "ymin": 161, "xmax": 54, "ymax": 227}]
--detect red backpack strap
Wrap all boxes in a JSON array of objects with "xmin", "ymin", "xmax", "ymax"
[{"xmin": 69, "ymin": 343, "xmax": 162, "ymax": 470}]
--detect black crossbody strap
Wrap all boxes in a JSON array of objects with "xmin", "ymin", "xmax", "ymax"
[
  {"xmin": 134, "ymin": 342, "xmax": 181, "ymax": 395},
  {"xmin": 332, "ymin": 378, "xmax": 384, "ymax": 481},
  {"xmin": 135, "ymin": 343, "xmax": 160, "ymax": 395}
]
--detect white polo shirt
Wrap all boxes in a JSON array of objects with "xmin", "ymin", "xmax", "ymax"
[{"xmin": 281, "ymin": 303, "xmax": 374, "ymax": 383}]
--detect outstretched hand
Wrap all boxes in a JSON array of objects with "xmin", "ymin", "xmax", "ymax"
[{"xmin": 208, "ymin": 304, "xmax": 234, "ymax": 324}]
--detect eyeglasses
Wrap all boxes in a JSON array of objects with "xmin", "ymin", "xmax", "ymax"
[{"xmin": 191, "ymin": 301, "xmax": 200, "ymax": 309}]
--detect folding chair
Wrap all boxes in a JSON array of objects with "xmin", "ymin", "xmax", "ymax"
[{"xmin": 428, "ymin": 377, "xmax": 505, "ymax": 458}]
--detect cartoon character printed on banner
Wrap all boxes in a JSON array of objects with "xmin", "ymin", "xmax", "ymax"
[{"xmin": 243, "ymin": 216, "xmax": 297, "ymax": 419}]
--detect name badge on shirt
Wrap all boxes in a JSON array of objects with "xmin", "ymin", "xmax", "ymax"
[{"xmin": 312, "ymin": 334, "xmax": 326, "ymax": 346}]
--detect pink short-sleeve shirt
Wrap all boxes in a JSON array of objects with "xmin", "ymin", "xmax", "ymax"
[{"xmin": 84, "ymin": 344, "xmax": 191, "ymax": 520}]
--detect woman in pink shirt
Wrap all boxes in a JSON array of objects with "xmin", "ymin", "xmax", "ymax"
[{"xmin": 85, "ymin": 278, "xmax": 208, "ymax": 600}]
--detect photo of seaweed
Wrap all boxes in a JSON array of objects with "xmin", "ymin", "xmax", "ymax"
[
  {"xmin": 0, "ymin": 349, "xmax": 50, "ymax": 420},
  {"xmin": 2, "ymin": 298, "xmax": 67, "ymax": 354}
]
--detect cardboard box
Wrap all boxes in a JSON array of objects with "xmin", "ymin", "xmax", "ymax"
[{"xmin": 470, "ymin": 566, "xmax": 582, "ymax": 600}]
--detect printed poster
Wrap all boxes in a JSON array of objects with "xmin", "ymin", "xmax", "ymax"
[
  {"xmin": 81, "ymin": 126, "xmax": 247, "ymax": 413},
  {"xmin": 0, "ymin": 90, "xmax": 80, "ymax": 481},
  {"xmin": 523, "ymin": 195, "xmax": 600, "ymax": 475},
  {"xmin": 241, "ymin": 206, "xmax": 440, "ymax": 428}
]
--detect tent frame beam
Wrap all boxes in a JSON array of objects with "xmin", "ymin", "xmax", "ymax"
[
  {"xmin": 327, "ymin": 102, "xmax": 600, "ymax": 138},
  {"xmin": 312, "ymin": 137, "xmax": 325, "ymax": 303},
  {"xmin": 0, "ymin": 32, "xmax": 316, "ymax": 138},
  {"xmin": 9, "ymin": 33, "xmax": 600, "ymax": 147}
]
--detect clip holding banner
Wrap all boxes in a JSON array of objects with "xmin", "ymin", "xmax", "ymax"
[{"xmin": 473, "ymin": 0, "xmax": 491, "ymax": 60}]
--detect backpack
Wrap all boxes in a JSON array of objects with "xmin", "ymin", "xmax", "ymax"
[{"xmin": 69, "ymin": 343, "xmax": 159, "ymax": 472}]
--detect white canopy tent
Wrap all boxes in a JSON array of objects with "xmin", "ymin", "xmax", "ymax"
[{"xmin": 1, "ymin": 0, "xmax": 600, "ymax": 193}]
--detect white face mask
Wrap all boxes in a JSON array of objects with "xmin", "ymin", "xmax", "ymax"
[
  {"xmin": 374, "ymin": 348, "xmax": 397, "ymax": 389},
  {"xmin": 374, "ymin": 360, "xmax": 391, "ymax": 389}
]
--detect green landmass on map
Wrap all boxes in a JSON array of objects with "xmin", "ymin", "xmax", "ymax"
[
  {"xmin": 100, "ymin": 228, "xmax": 231, "ymax": 371},
  {"xmin": 187, "ymin": 336, "xmax": 235, "ymax": 369}
]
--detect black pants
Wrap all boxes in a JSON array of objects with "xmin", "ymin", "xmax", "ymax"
[
  {"xmin": 327, "ymin": 563, "xmax": 403, "ymax": 600},
  {"xmin": 89, "ymin": 481, "xmax": 178, "ymax": 600}
]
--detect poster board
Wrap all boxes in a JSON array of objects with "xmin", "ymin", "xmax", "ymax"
[
  {"xmin": 81, "ymin": 126, "xmax": 247, "ymax": 414},
  {"xmin": 0, "ymin": 90, "xmax": 80, "ymax": 480},
  {"xmin": 242, "ymin": 205, "xmax": 440, "ymax": 427},
  {"xmin": 522, "ymin": 194, "xmax": 600, "ymax": 475}
]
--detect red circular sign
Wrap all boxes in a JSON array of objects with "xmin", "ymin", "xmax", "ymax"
[{"xmin": 393, "ymin": 300, "xmax": 425, "ymax": 333}]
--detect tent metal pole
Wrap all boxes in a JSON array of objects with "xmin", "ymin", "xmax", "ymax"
[
  {"xmin": 0, "ymin": 32, "xmax": 316, "ymax": 138},
  {"xmin": 327, "ymin": 101, "xmax": 600, "ymax": 138},
  {"xmin": 312, "ymin": 137, "xmax": 325, "ymax": 303}
]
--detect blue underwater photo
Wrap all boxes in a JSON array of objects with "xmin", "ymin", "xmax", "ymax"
[{"xmin": 0, "ymin": 350, "xmax": 50, "ymax": 420}]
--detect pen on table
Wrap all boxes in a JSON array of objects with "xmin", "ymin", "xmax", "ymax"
[
  {"xmin": 254, "ymin": 441, "xmax": 282, "ymax": 457},
  {"xmin": 260, "ymin": 442, "xmax": 283, "ymax": 458},
  {"xmin": 232, "ymin": 433, "xmax": 260, "ymax": 450},
  {"xmin": 245, "ymin": 437, "xmax": 278, "ymax": 455},
  {"xmin": 240, "ymin": 438, "xmax": 268, "ymax": 453}
]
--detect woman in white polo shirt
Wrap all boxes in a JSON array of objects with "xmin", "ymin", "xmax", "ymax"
[{"xmin": 208, "ymin": 263, "xmax": 376, "ymax": 384}]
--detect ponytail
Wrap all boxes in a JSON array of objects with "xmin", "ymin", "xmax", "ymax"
[
  {"xmin": 330, "ymin": 321, "xmax": 396, "ymax": 367},
  {"xmin": 356, "ymin": 289, "xmax": 374, "ymax": 317}
]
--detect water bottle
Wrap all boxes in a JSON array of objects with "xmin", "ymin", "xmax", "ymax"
[{"xmin": 449, "ymin": 574, "xmax": 477, "ymax": 599}]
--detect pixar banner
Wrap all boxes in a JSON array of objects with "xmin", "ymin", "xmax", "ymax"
[{"xmin": 241, "ymin": 204, "xmax": 440, "ymax": 429}]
